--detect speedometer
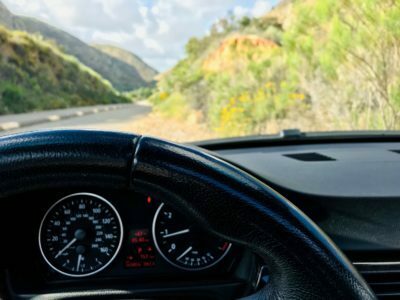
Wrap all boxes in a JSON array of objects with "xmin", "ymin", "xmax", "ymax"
[
  {"xmin": 39, "ymin": 193, "xmax": 123, "ymax": 277},
  {"xmin": 152, "ymin": 203, "xmax": 231, "ymax": 271}
]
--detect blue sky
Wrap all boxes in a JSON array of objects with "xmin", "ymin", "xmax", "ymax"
[{"xmin": 2, "ymin": 0, "xmax": 278, "ymax": 71}]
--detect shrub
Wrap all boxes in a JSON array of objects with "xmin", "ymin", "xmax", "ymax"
[{"xmin": 0, "ymin": 83, "xmax": 33, "ymax": 114}]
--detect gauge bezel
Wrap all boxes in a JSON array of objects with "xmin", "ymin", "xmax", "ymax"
[
  {"xmin": 152, "ymin": 202, "xmax": 232, "ymax": 271},
  {"xmin": 38, "ymin": 192, "xmax": 124, "ymax": 278}
]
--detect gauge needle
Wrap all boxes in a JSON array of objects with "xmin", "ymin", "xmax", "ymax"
[
  {"xmin": 55, "ymin": 238, "xmax": 77, "ymax": 258},
  {"xmin": 76, "ymin": 254, "xmax": 83, "ymax": 272},
  {"xmin": 176, "ymin": 246, "xmax": 193, "ymax": 261},
  {"xmin": 163, "ymin": 229, "xmax": 190, "ymax": 239}
]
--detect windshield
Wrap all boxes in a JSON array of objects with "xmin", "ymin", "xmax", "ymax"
[{"xmin": 0, "ymin": 0, "xmax": 398, "ymax": 142}]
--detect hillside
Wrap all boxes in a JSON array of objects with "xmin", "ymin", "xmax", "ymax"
[
  {"xmin": 0, "ymin": 25, "xmax": 127, "ymax": 115},
  {"xmin": 93, "ymin": 44, "xmax": 157, "ymax": 83},
  {"xmin": 202, "ymin": 35, "xmax": 278, "ymax": 73},
  {"xmin": 0, "ymin": 2, "xmax": 154, "ymax": 91},
  {"xmin": 263, "ymin": 0, "xmax": 293, "ymax": 29},
  {"xmin": 152, "ymin": 0, "xmax": 400, "ymax": 136},
  {"xmin": 151, "ymin": 10, "xmax": 287, "ymax": 135}
]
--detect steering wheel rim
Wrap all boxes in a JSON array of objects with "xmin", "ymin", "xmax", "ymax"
[{"xmin": 0, "ymin": 130, "xmax": 376, "ymax": 299}]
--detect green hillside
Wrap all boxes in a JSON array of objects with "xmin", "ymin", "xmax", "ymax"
[
  {"xmin": 93, "ymin": 44, "xmax": 158, "ymax": 83},
  {"xmin": 152, "ymin": 0, "xmax": 400, "ymax": 136},
  {"xmin": 0, "ymin": 26, "xmax": 128, "ymax": 115},
  {"xmin": 0, "ymin": 2, "xmax": 154, "ymax": 91}
]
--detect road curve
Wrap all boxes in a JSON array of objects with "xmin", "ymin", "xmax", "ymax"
[{"xmin": 0, "ymin": 103, "xmax": 151, "ymax": 136}]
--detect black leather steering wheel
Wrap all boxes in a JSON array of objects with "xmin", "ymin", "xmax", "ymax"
[{"xmin": 0, "ymin": 130, "xmax": 376, "ymax": 299}]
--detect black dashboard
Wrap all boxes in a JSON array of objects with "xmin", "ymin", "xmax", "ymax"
[
  {"xmin": 211, "ymin": 138, "xmax": 400, "ymax": 299},
  {"xmin": 215, "ymin": 141, "xmax": 400, "ymax": 252},
  {"xmin": 3, "ymin": 133, "xmax": 400, "ymax": 299}
]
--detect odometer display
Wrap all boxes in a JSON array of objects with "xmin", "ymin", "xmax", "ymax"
[
  {"xmin": 39, "ymin": 193, "xmax": 123, "ymax": 277},
  {"xmin": 152, "ymin": 203, "xmax": 231, "ymax": 271}
]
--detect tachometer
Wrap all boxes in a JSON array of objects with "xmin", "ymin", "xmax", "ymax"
[
  {"xmin": 152, "ymin": 203, "xmax": 231, "ymax": 271},
  {"xmin": 39, "ymin": 193, "xmax": 123, "ymax": 277}
]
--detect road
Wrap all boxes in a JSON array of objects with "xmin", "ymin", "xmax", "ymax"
[{"xmin": 0, "ymin": 103, "xmax": 152, "ymax": 136}]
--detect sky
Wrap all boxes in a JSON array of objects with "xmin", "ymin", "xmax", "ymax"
[{"xmin": 2, "ymin": 0, "xmax": 278, "ymax": 71}]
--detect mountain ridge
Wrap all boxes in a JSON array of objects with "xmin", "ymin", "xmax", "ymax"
[
  {"xmin": 0, "ymin": 2, "xmax": 157, "ymax": 91},
  {"xmin": 93, "ymin": 44, "xmax": 157, "ymax": 83},
  {"xmin": 0, "ymin": 25, "xmax": 127, "ymax": 114}
]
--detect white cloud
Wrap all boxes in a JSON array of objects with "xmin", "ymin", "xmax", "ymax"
[
  {"xmin": 252, "ymin": 1, "xmax": 272, "ymax": 17},
  {"xmin": 4, "ymin": 0, "xmax": 42, "ymax": 15},
  {"xmin": 2, "ymin": 0, "xmax": 276, "ymax": 71},
  {"xmin": 143, "ymin": 38, "xmax": 164, "ymax": 54},
  {"xmin": 92, "ymin": 30, "xmax": 133, "ymax": 44},
  {"xmin": 233, "ymin": 0, "xmax": 272, "ymax": 19},
  {"xmin": 138, "ymin": 5, "xmax": 148, "ymax": 18},
  {"xmin": 233, "ymin": 6, "xmax": 249, "ymax": 19},
  {"xmin": 157, "ymin": 20, "xmax": 169, "ymax": 35}
]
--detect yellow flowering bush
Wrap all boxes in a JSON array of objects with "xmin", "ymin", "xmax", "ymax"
[
  {"xmin": 159, "ymin": 91, "xmax": 169, "ymax": 101},
  {"xmin": 214, "ymin": 82, "xmax": 307, "ymax": 136}
]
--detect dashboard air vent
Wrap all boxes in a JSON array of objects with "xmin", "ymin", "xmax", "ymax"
[
  {"xmin": 283, "ymin": 152, "xmax": 335, "ymax": 162},
  {"xmin": 354, "ymin": 263, "xmax": 400, "ymax": 299},
  {"xmin": 350, "ymin": 252, "xmax": 400, "ymax": 298}
]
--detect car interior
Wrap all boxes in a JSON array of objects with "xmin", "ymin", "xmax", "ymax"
[
  {"xmin": 1, "ymin": 129, "xmax": 399, "ymax": 299},
  {"xmin": 0, "ymin": 0, "xmax": 398, "ymax": 299}
]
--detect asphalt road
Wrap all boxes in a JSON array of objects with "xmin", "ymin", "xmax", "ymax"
[{"xmin": 0, "ymin": 103, "xmax": 151, "ymax": 136}]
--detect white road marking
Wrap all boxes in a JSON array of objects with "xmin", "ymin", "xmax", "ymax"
[
  {"xmin": 0, "ymin": 122, "xmax": 20, "ymax": 130},
  {"xmin": 47, "ymin": 115, "xmax": 61, "ymax": 121}
]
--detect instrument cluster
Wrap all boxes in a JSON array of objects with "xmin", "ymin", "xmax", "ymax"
[{"xmin": 37, "ymin": 191, "xmax": 235, "ymax": 279}]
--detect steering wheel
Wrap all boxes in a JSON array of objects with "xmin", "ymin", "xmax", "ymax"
[{"xmin": 0, "ymin": 130, "xmax": 376, "ymax": 299}]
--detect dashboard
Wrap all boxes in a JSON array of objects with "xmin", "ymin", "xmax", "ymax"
[
  {"xmin": 212, "ymin": 140, "xmax": 400, "ymax": 299},
  {"xmin": 4, "ymin": 134, "xmax": 400, "ymax": 299},
  {"xmin": 214, "ymin": 141, "xmax": 400, "ymax": 251}
]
